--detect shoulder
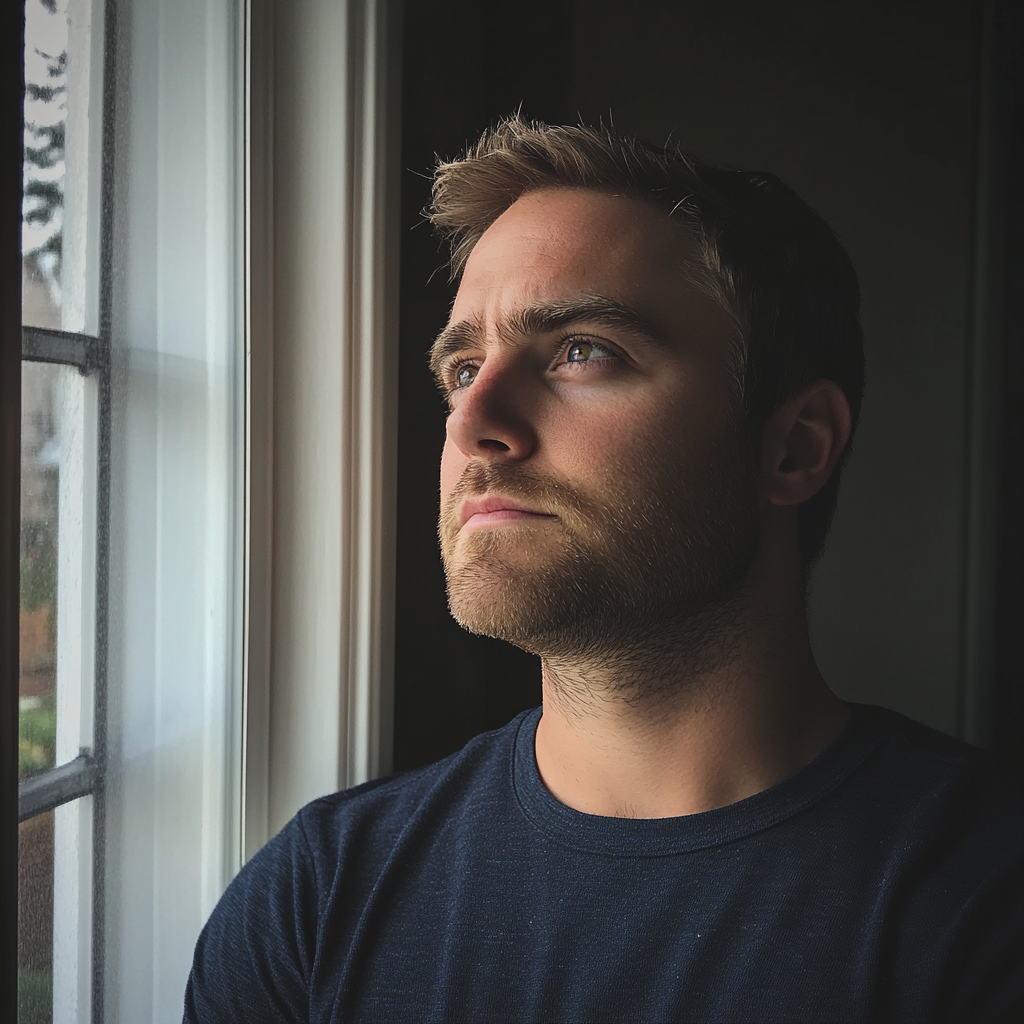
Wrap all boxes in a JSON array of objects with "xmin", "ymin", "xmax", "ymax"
[
  {"xmin": 183, "ymin": 713, "xmax": 532, "ymax": 1022},
  {"xmin": 854, "ymin": 702, "xmax": 1021, "ymax": 802},
  {"xmin": 848, "ymin": 703, "xmax": 1024, "ymax": 855},
  {"xmin": 275, "ymin": 709, "xmax": 533, "ymax": 888}
]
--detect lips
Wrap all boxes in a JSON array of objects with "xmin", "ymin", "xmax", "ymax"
[{"xmin": 458, "ymin": 494, "xmax": 555, "ymax": 530}]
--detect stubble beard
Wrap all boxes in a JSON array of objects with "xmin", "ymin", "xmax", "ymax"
[{"xmin": 439, "ymin": 435, "xmax": 763, "ymax": 704}]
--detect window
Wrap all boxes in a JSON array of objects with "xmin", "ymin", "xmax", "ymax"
[
  {"xmin": 11, "ymin": 1, "xmax": 399, "ymax": 1021},
  {"xmin": 18, "ymin": 0, "xmax": 245, "ymax": 1019},
  {"xmin": 19, "ymin": 1, "xmax": 106, "ymax": 1020}
]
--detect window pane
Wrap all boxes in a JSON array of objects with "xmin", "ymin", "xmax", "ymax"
[
  {"xmin": 23, "ymin": 0, "xmax": 104, "ymax": 335},
  {"xmin": 20, "ymin": 361, "xmax": 97, "ymax": 779},
  {"xmin": 18, "ymin": 796, "xmax": 94, "ymax": 1024},
  {"xmin": 18, "ymin": 810, "xmax": 53, "ymax": 1024}
]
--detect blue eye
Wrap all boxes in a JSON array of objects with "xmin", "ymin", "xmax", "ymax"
[
  {"xmin": 565, "ymin": 340, "xmax": 612, "ymax": 363},
  {"xmin": 456, "ymin": 364, "xmax": 478, "ymax": 388}
]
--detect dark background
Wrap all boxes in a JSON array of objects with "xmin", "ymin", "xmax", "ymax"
[{"xmin": 392, "ymin": 0, "xmax": 1023, "ymax": 782}]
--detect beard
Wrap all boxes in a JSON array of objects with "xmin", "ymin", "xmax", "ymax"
[{"xmin": 439, "ymin": 428, "xmax": 763, "ymax": 681}]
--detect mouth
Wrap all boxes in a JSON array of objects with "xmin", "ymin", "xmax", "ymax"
[{"xmin": 458, "ymin": 494, "xmax": 557, "ymax": 531}]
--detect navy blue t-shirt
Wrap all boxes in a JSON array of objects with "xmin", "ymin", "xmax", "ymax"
[{"xmin": 184, "ymin": 704, "xmax": 1024, "ymax": 1023}]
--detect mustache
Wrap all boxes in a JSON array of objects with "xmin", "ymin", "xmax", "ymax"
[{"xmin": 439, "ymin": 462, "xmax": 590, "ymax": 535}]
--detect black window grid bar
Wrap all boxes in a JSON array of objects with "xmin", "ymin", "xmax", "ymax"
[
  {"xmin": 21, "ymin": 325, "xmax": 108, "ymax": 374},
  {"xmin": 17, "ymin": 753, "xmax": 101, "ymax": 822}
]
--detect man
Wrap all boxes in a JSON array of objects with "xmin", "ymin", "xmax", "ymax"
[{"xmin": 184, "ymin": 118, "xmax": 1023, "ymax": 1023}]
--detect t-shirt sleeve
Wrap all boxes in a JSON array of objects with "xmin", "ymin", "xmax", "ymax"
[{"xmin": 182, "ymin": 813, "xmax": 319, "ymax": 1024}]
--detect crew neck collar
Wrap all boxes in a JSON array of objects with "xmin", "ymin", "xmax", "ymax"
[{"xmin": 511, "ymin": 703, "xmax": 890, "ymax": 857}]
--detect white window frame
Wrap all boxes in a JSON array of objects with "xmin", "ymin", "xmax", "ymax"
[
  {"xmin": 98, "ymin": 0, "xmax": 248, "ymax": 1017},
  {"xmin": 99, "ymin": 0, "xmax": 399, "ymax": 1015},
  {"xmin": 16, "ymin": 2, "xmax": 399, "ymax": 1020},
  {"xmin": 242, "ymin": 0, "xmax": 400, "ymax": 853}
]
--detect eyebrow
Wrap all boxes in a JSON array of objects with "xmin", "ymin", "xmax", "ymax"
[{"xmin": 428, "ymin": 295, "xmax": 665, "ymax": 381}]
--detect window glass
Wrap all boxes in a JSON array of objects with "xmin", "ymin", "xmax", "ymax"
[
  {"xmin": 19, "ymin": 361, "xmax": 94, "ymax": 780},
  {"xmin": 18, "ymin": 809, "xmax": 54, "ymax": 1024},
  {"xmin": 23, "ymin": 0, "xmax": 104, "ymax": 335},
  {"xmin": 20, "ymin": 361, "xmax": 63, "ymax": 780},
  {"xmin": 17, "ymin": 797, "xmax": 94, "ymax": 1024}
]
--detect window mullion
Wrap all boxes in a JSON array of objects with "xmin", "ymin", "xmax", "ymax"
[
  {"xmin": 22, "ymin": 327, "xmax": 108, "ymax": 373},
  {"xmin": 17, "ymin": 754, "xmax": 100, "ymax": 822}
]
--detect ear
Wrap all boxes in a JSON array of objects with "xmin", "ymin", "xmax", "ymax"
[{"xmin": 762, "ymin": 381, "xmax": 853, "ymax": 507}]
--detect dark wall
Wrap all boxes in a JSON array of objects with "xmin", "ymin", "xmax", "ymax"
[
  {"xmin": 394, "ymin": 0, "xmax": 1017, "ymax": 772},
  {"xmin": 991, "ymin": 0, "xmax": 1024, "ymax": 785}
]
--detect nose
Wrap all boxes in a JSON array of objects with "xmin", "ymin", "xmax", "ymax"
[{"xmin": 444, "ymin": 359, "xmax": 537, "ymax": 461}]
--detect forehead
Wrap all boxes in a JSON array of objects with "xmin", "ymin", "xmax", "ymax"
[{"xmin": 450, "ymin": 189, "xmax": 706, "ymax": 334}]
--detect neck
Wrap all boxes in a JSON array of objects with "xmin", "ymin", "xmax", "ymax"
[{"xmin": 533, "ymin": 533, "xmax": 849, "ymax": 819}]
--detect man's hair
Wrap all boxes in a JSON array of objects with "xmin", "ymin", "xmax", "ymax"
[{"xmin": 428, "ymin": 116, "xmax": 865, "ymax": 567}]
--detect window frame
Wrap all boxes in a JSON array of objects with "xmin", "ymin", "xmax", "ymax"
[
  {"xmin": 16, "ymin": 3, "xmax": 111, "ymax": 810},
  {"xmin": 15, "ymin": 0, "xmax": 113, "ymax": 1017},
  {"xmin": 2, "ymin": 3, "xmax": 27, "ymax": 1016},
  {"xmin": 4, "ymin": 0, "xmax": 401, "ymax": 1019},
  {"xmin": 244, "ymin": 0, "xmax": 400, "ymax": 851}
]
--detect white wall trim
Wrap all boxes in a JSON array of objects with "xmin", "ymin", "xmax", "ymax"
[{"xmin": 341, "ymin": 0, "xmax": 400, "ymax": 789}]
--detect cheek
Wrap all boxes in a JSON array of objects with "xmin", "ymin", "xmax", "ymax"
[
  {"xmin": 440, "ymin": 436, "xmax": 469, "ymax": 505},
  {"xmin": 587, "ymin": 401, "xmax": 667, "ymax": 454},
  {"xmin": 572, "ymin": 399, "xmax": 714, "ymax": 490},
  {"xmin": 543, "ymin": 406, "xmax": 648, "ymax": 489}
]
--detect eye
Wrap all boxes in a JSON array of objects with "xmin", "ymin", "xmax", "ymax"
[
  {"xmin": 443, "ymin": 359, "xmax": 479, "ymax": 397},
  {"xmin": 564, "ymin": 338, "xmax": 615, "ymax": 364}
]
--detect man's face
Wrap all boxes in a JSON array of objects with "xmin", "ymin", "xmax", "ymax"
[{"xmin": 435, "ymin": 188, "xmax": 762, "ymax": 659}]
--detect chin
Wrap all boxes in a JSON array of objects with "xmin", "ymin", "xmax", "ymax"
[{"xmin": 444, "ymin": 554, "xmax": 567, "ymax": 645}]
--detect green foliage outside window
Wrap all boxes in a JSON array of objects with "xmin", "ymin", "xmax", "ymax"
[
  {"xmin": 19, "ymin": 697, "xmax": 57, "ymax": 778},
  {"xmin": 20, "ymin": 519, "xmax": 57, "ymax": 615},
  {"xmin": 18, "ymin": 968, "xmax": 53, "ymax": 1024},
  {"xmin": 20, "ymin": 519, "xmax": 58, "ymax": 777}
]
